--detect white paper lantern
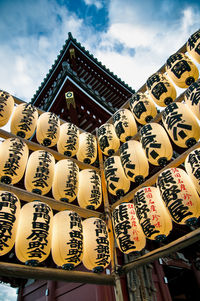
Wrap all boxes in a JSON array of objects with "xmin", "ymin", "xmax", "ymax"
[
  {"xmin": 187, "ymin": 29, "xmax": 200, "ymax": 64},
  {"xmin": 0, "ymin": 90, "xmax": 15, "ymax": 127},
  {"xmin": 113, "ymin": 109, "xmax": 137, "ymax": 142},
  {"xmin": 185, "ymin": 148, "xmax": 200, "ymax": 194},
  {"xmin": 184, "ymin": 79, "xmax": 200, "ymax": 120},
  {"xmin": 57, "ymin": 122, "xmax": 79, "ymax": 157},
  {"xmin": 97, "ymin": 123, "xmax": 120, "ymax": 156},
  {"xmin": 76, "ymin": 132, "xmax": 97, "ymax": 164}
]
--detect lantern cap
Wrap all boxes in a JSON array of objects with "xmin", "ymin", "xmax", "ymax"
[
  {"xmin": 135, "ymin": 175, "xmax": 144, "ymax": 184},
  {"xmin": 43, "ymin": 138, "xmax": 51, "ymax": 146},
  {"xmin": 25, "ymin": 260, "xmax": 39, "ymax": 267},
  {"xmin": 64, "ymin": 150, "xmax": 72, "ymax": 157},
  {"xmin": 155, "ymin": 234, "xmax": 166, "ymax": 242},
  {"xmin": 32, "ymin": 188, "xmax": 42, "ymax": 195},
  {"xmin": 108, "ymin": 149, "xmax": 114, "ymax": 156},
  {"xmin": 164, "ymin": 97, "xmax": 173, "ymax": 106},
  {"xmin": 62, "ymin": 263, "xmax": 74, "ymax": 270},
  {"xmin": 185, "ymin": 76, "xmax": 195, "ymax": 86},
  {"xmin": 0, "ymin": 176, "xmax": 12, "ymax": 184},
  {"xmin": 185, "ymin": 217, "xmax": 198, "ymax": 226},
  {"xmin": 93, "ymin": 266, "xmax": 104, "ymax": 273},
  {"xmin": 145, "ymin": 115, "xmax": 153, "ymax": 123},
  {"xmin": 17, "ymin": 131, "xmax": 26, "ymax": 138},
  {"xmin": 158, "ymin": 157, "xmax": 167, "ymax": 167},
  {"xmin": 186, "ymin": 138, "xmax": 196, "ymax": 148},
  {"xmin": 116, "ymin": 189, "xmax": 125, "ymax": 197},
  {"xmin": 60, "ymin": 197, "xmax": 69, "ymax": 203},
  {"xmin": 84, "ymin": 158, "xmax": 91, "ymax": 164},
  {"xmin": 125, "ymin": 136, "xmax": 132, "ymax": 141},
  {"xmin": 86, "ymin": 205, "xmax": 95, "ymax": 210}
]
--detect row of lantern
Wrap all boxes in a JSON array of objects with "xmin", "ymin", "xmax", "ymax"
[
  {"xmin": 0, "ymin": 138, "xmax": 102, "ymax": 210},
  {"xmin": 0, "ymin": 192, "xmax": 110, "ymax": 272},
  {"xmin": 0, "ymin": 92, "xmax": 97, "ymax": 164}
]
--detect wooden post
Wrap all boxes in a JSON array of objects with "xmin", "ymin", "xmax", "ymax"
[{"xmin": 46, "ymin": 281, "xmax": 56, "ymax": 301}]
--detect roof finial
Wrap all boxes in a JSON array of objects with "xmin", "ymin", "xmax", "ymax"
[{"xmin": 68, "ymin": 32, "xmax": 73, "ymax": 39}]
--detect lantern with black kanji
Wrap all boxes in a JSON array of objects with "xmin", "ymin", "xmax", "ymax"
[
  {"xmin": 15, "ymin": 201, "xmax": 53, "ymax": 265},
  {"xmin": 11, "ymin": 103, "xmax": 38, "ymax": 139},
  {"xmin": 113, "ymin": 109, "xmax": 137, "ymax": 142},
  {"xmin": 185, "ymin": 148, "xmax": 200, "ymax": 194},
  {"xmin": 120, "ymin": 140, "xmax": 149, "ymax": 183},
  {"xmin": 0, "ymin": 138, "xmax": 29, "ymax": 184},
  {"xmin": 82, "ymin": 217, "xmax": 111, "ymax": 272},
  {"xmin": 146, "ymin": 72, "xmax": 177, "ymax": 107},
  {"xmin": 57, "ymin": 122, "xmax": 79, "ymax": 157},
  {"xmin": 134, "ymin": 186, "xmax": 172, "ymax": 241},
  {"xmin": 187, "ymin": 29, "xmax": 200, "ymax": 64},
  {"xmin": 52, "ymin": 159, "xmax": 79, "ymax": 203},
  {"xmin": 0, "ymin": 90, "xmax": 15, "ymax": 127},
  {"xmin": 184, "ymin": 79, "xmax": 200, "ymax": 120},
  {"xmin": 157, "ymin": 167, "xmax": 200, "ymax": 225},
  {"xmin": 162, "ymin": 102, "xmax": 200, "ymax": 148},
  {"xmin": 76, "ymin": 132, "xmax": 97, "ymax": 164},
  {"xmin": 51, "ymin": 211, "xmax": 83, "ymax": 270},
  {"xmin": 77, "ymin": 169, "xmax": 102, "ymax": 210},
  {"xmin": 36, "ymin": 112, "xmax": 60, "ymax": 147},
  {"xmin": 104, "ymin": 156, "xmax": 130, "ymax": 197},
  {"xmin": 97, "ymin": 123, "xmax": 120, "ymax": 156},
  {"xmin": 129, "ymin": 92, "xmax": 157, "ymax": 125},
  {"xmin": 165, "ymin": 52, "xmax": 199, "ymax": 88},
  {"xmin": 112, "ymin": 203, "xmax": 146, "ymax": 254},
  {"xmin": 0, "ymin": 191, "xmax": 21, "ymax": 256},
  {"xmin": 24, "ymin": 150, "xmax": 55, "ymax": 195},
  {"xmin": 140, "ymin": 123, "xmax": 173, "ymax": 166}
]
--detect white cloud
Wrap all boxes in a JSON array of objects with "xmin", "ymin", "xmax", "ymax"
[
  {"xmin": 0, "ymin": 284, "xmax": 17, "ymax": 301},
  {"xmin": 83, "ymin": 0, "xmax": 103, "ymax": 9}
]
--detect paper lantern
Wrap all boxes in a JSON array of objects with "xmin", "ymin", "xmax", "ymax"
[
  {"xmin": 57, "ymin": 122, "xmax": 79, "ymax": 157},
  {"xmin": 157, "ymin": 167, "xmax": 200, "ymax": 225},
  {"xmin": 134, "ymin": 186, "xmax": 172, "ymax": 241},
  {"xmin": 52, "ymin": 159, "xmax": 79, "ymax": 203},
  {"xmin": 104, "ymin": 156, "xmax": 130, "ymax": 197},
  {"xmin": 187, "ymin": 29, "xmax": 200, "ymax": 64},
  {"xmin": 0, "ymin": 138, "xmax": 29, "ymax": 184},
  {"xmin": 112, "ymin": 203, "xmax": 146, "ymax": 254},
  {"xmin": 15, "ymin": 201, "xmax": 53, "ymax": 265},
  {"xmin": 162, "ymin": 102, "xmax": 200, "ymax": 148},
  {"xmin": 36, "ymin": 112, "xmax": 60, "ymax": 147},
  {"xmin": 25, "ymin": 150, "xmax": 55, "ymax": 195},
  {"xmin": 185, "ymin": 148, "xmax": 200, "ymax": 194},
  {"xmin": 129, "ymin": 92, "xmax": 157, "ymax": 125},
  {"xmin": 76, "ymin": 132, "xmax": 97, "ymax": 164},
  {"xmin": 146, "ymin": 72, "xmax": 177, "ymax": 107},
  {"xmin": 0, "ymin": 90, "xmax": 15, "ymax": 127},
  {"xmin": 113, "ymin": 109, "xmax": 137, "ymax": 142},
  {"xmin": 166, "ymin": 52, "xmax": 199, "ymax": 88},
  {"xmin": 140, "ymin": 123, "xmax": 173, "ymax": 166},
  {"xmin": 120, "ymin": 140, "xmax": 149, "ymax": 183},
  {"xmin": 51, "ymin": 210, "xmax": 83, "ymax": 270},
  {"xmin": 97, "ymin": 123, "xmax": 120, "ymax": 156},
  {"xmin": 184, "ymin": 79, "xmax": 200, "ymax": 120},
  {"xmin": 82, "ymin": 217, "xmax": 111, "ymax": 272},
  {"xmin": 10, "ymin": 103, "xmax": 38, "ymax": 139},
  {"xmin": 77, "ymin": 169, "xmax": 102, "ymax": 210},
  {"xmin": 0, "ymin": 191, "xmax": 21, "ymax": 256}
]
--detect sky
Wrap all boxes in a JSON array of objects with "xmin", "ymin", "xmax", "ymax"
[{"xmin": 0, "ymin": 0, "xmax": 200, "ymax": 299}]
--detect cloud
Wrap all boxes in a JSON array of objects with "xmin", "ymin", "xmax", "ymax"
[
  {"xmin": 0, "ymin": 284, "xmax": 17, "ymax": 301},
  {"xmin": 83, "ymin": 0, "xmax": 103, "ymax": 10}
]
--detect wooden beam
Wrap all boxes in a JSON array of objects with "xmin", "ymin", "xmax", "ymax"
[
  {"xmin": 111, "ymin": 141, "xmax": 200, "ymax": 210},
  {"xmin": 0, "ymin": 262, "xmax": 115, "ymax": 286},
  {"xmin": 0, "ymin": 182, "xmax": 101, "ymax": 218},
  {"xmin": 121, "ymin": 227, "xmax": 200, "ymax": 274},
  {"xmin": 0, "ymin": 129, "xmax": 99, "ymax": 172}
]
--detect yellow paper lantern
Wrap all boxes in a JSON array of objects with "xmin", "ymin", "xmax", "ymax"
[
  {"xmin": 52, "ymin": 159, "xmax": 79, "ymax": 203},
  {"xmin": 134, "ymin": 186, "xmax": 173, "ymax": 241},
  {"xmin": 77, "ymin": 169, "xmax": 102, "ymax": 210},
  {"xmin": 97, "ymin": 123, "xmax": 120, "ymax": 156},
  {"xmin": 162, "ymin": 102, "xmax": 200, "ymax": 148},
  {"xmin": 104, "ymin": 156, "xmax": 130, "ymax": 197},
  {"xmin": 185, "ymin": 148, "xmax": 200, "ymax": 194},
  {"xmin": 112, "ymin": 203, "xmax": 146, "ymax": 254},
  {"xmin": 113, "ymin": 109, "xmax": 137, "ymax": 142},
  {"xmin": 157, "ymin": 167, "xmax": 200, "ymax": 225},
  {"xmin": 36, "ymin": 112, "xmax": 60, "ymax": 147},
  {"xmin": 76, "ymin": 132, "xmax": 97, "ymax": 164},
  {"xmin": 0, "ymin": 138, "xmax": 29, "ymax": 184},
  {"xmin": 24, "ymin": 150, "xmax": 55, "ymax": 195},
  {"xmin": 0, "ymin": 191, "xmax": 21, "ymax": 256},
  {"xmin": 140, "ymin": 123, "xmax": 173, "ymax": 166},
  {"xmin": 10, "ymin": 103, "xmax": 38, "ymax": 139},
  {"xmin": 82, "ymin": 217, "xmax": 111, "ymax": 272},
  {"xmin": 187, "ymin": 29, "xmax": 200, "ymax": 64},
  {"xmin": 129, "ymin": 92, "xmax": 157, "ymax": 125},
  {"xmin": 51, "ymin": 210, "xmax": 83, "ymax": 270},
  {"xmin": 57, "ymin": 122, "xmax": 79, "ymax": 157},
  {"xmin": 15, "ymin": 201, "xmax": 53, "ymax": 265},
  {"xmin": 184, "ymin": 79, "xmax": 200, "ymax": 120},
  {"xmin": 120, "ymin": 140, "xmax": 149, "ymax": 183},
  {"xmin": 0, "ymin": 90, "xmax": 15, "ymax": 127},
  {"xmin": 146, "ymin": 72, "xmax": 177, "ymax": 107},
  {"xmin": 165, "ymin": 52, "xmax": 199, "ymax": 88}
]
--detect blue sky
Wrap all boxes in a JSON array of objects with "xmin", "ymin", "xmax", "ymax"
[{"xmin": 0, "ymin": 0, "xmax": 200, "ymax": 299}]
